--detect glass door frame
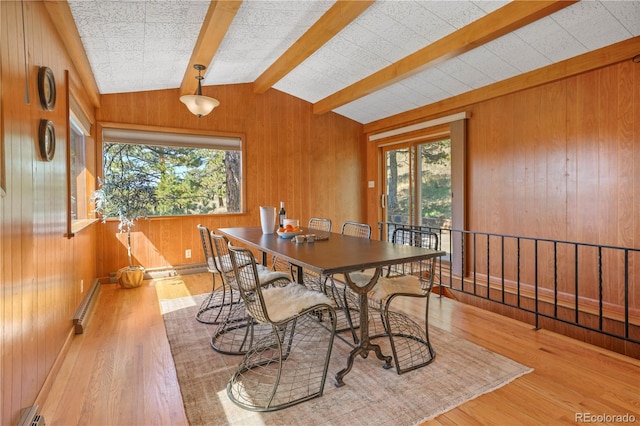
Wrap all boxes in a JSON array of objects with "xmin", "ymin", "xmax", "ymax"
[
  {"xmin": 380, "ymin": 133, "xmax": 451, "ymax": 229},
  {"xmin": 381, "ymin": 142, "xmax": 414, "ymax": 227}
]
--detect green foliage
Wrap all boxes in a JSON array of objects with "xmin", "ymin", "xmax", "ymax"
[
  {"xmin": 92, "ymin": 143, "xmax": 241, "ymax": 266},
  {"xmin": 92, "ymin": 144, "xmax": 157, "ymax": 235},
  {"xmin": 96, "ymin": 143, "xmax": 240, "ymax": 218},
  {"xmin": 385, "ymin": 140, "xmax": 451, "ymax": 224},
  {"xmin": 420, "ymin": 140, "xmax": 451, "ymax": 219}
]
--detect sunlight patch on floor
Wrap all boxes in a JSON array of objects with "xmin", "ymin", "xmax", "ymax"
[
  {"xmin": 219, "ymin": 388, "xmax": 266, "ymax": 426},
  {"xmin": 154, "ymin": 276, "xmax": 196, "ymax": 314}
]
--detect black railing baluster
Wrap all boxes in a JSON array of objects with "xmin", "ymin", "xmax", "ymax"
[
  {"xmin": 554, "ymin": 241, "xmax": 558, "ymax": 318},
  {"xmin": 535, "ymin": 240, "xmax": 539, "ymax": 330},
  {"xmin": 517, "ymin": 237, "xmax": 521, "ymax": 308},
  {"xmin": 598, "ymin": 247, "xmax": 603, "ymax": 331},
  {"xmin": 575, "ymin": 244, "xmax": 579, "ymax": 324},
  {"xmin": 501, "ymin": 236, "xmax": 505, "ymax": 304},
  {"xmin": 624, "ymin": 249, "xmax": 629, "ymax": 339},
  {"xmin": 473, "ymin": 233, "xmax": 477, "ymax": 295},
  {"xmin": 487, "ymin": 235, "xmax": 490, "ymax": 300},
  {"xmin": 460, "ymin": 230, "xmax": 465, "ymax": 291}
]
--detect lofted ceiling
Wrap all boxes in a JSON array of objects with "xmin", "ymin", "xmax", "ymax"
[{"xmin": 66, "ymin": 0, "xmax": 640, "ymax": 125}]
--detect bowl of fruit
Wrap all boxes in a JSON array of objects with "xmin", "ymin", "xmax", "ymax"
[{"xmin": 277, "ymin": 224, "xmax": 303, "ymax": 239}]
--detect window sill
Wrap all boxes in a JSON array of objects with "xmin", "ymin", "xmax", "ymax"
[{"xmin": 71, "ymin": 218, "xmax": 100, "ymax": 235}]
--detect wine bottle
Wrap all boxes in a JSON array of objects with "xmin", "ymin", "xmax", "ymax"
[{"xmin": 278, "ymin": 202, "xmax": 286, "ymax": 227}]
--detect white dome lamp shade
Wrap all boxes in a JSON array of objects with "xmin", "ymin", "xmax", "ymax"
[{"xmin": 180, "ymin": 64, "xmax": 220, "ymax": 118}]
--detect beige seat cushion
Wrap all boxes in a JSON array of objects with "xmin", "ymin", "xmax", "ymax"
[
  {"xmin": 256, "ymin": 266, "xmax": 290, "ymax": 284},
  {"xmin": 368, "ymin": 274, "xmax": 425, "ymax": 304},
  {"xmin": 261, "ymin": 283, "xmax": 332, "ymax": 322}
]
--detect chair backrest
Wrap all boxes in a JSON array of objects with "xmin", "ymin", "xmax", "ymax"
[
  {"xmin": 392, "ymin": 227, "xmax": 439, "ymax": 250},
  {"xmin": 210, "ymin": 233, "xmax": 238, "ymax": 289},
  {"xmin": 342, "ymin": 221, "xmax": 371, "ymax": 239},
  {"xmin": 227, "ymin": 245, "xmax": 271, "ymax": 323},
  {"xmin": 390, "ymin": 227, "xmax": 439, "ymax": 278},
  {"xmin": 308, "ymin": 217, "xmax": 332, "ymax": 232},
  {"xmin": 197, "ymin": 224, "xmax": 219, "ymax": 274}
]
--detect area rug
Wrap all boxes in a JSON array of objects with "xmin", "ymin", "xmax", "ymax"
[{"xmin": 161, "ymin": 295, "xmax": 532, "ymax": 426}]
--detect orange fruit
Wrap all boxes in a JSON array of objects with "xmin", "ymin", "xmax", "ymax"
[{"xmin": 277, "ymin": 227, "xmax": 285, "ymax": 232}]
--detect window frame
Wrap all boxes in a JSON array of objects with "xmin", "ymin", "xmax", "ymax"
[
  {"xmin": 96, "ymin": 123, "xmax": 246, "ymax": 218},
  {"xmin": 67, "ymin": 89, "xmax": 95, "ymax": 236}
]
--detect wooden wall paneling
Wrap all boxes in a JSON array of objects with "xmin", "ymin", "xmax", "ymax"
[
  {"xmin": 0, "ymin": 1, "xmax": 4, "ymax": 421},
  {"xmin": 444, "ymin": 59, "xmax": 640, "ymax": 324},
  {"xmin": 572, "ymin": 71, "xmax": 600, "ymax": 246},
  {"xmin": 1, "ymin": 1, "xmax": 103, "ymax": 423},
  {"xmin": 615, "ymin": 61, "xmax": 636, "ymax": 248},
  {"xmin": 9, "ymin": 1, "xmax": 30, "ymax": 419},
  {"xmin": 598, "ymin": 66, "xmax": 623, "ymax": 308},
  {"xmin": 95, "ymin": 85, "xmax": 364, "ymax": 278},
  {"xmin": 1, "ymin": 2, "xmax": 14, "ymax": 419},
  {"xmin": 633, "ymin": 61, "xmax": 640, "ymax": 314}
]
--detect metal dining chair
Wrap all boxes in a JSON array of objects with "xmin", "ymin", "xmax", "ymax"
[
  {"xmin": 367, "ymin": 227, "xmax": 439, "ymax": 374},
  {"xmin": 297, "ymin": 217, "xmax": 332, "ymax": 291},
  {"xmin": 209, "ymin": 233, "xmax": 291, "ymax": 355},
  {"xmin": 341, "ymin": 221, "xmax": 371, "ymax": 238},
  {"xmin": 273, "ymin": 217, "xmax": 332, "ymax": 283},
  {"xmin": 326, "ymin": 221, "xmax": 372, "ymax": 343},
  {"xmin": 195, "ymin": 224, "xmax": 236, "ymax": 324},
  {"xmin": 226, "ymin": 245, "xmax": 337, "ymax": 412}
]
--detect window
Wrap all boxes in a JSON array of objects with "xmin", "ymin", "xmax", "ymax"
[
  {"xmin": 101, "ymin": 128, "xmax": 242, "ymax": 216},
  {"xmin": 69, "ymin": 118, "xmax": 88, "ymax": 220},
  {"xmin": 68, "ymin": 93, "xmax": 93, "ymax": 236},
  {"xmin": 374, "ymin": 114, "xmax": 467, "ymax": 273},
  {"xmin": 382, "ymin": 139, "xmax": 451, "ymax": 229}
]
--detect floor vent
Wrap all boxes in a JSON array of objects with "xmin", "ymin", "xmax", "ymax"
[
  {"xmin": 17, "ymin": 406, "xmax": 45, "ymax": 426},
  {"xmin": 72, "ymin": 279, "xmax": 101, "ymax": 334}
]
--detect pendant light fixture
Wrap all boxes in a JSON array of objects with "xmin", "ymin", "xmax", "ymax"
[{"xmin": 180, "ymin": 64, "xmax": 220, "ymax": 118}]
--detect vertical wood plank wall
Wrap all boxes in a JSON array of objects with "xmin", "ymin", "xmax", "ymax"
[
  {"xmin": 363, "ymin": 58, "xmax": 639, "ymax": 353},
  {"xmin": 95, "ymin": 84, "xmax": 365, "ymax": 278},
  {"xmin": 464, "ymin": 60, "xmax": 640, "ymax": 317},
  {"xmin": 0, "ymin": 2, "xmax": 98, "ymax": 425}
]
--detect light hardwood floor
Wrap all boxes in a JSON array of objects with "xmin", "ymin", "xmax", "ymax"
[{"xmin": 41, "ymin": 273, "xmax": 640, "ymax": 425}]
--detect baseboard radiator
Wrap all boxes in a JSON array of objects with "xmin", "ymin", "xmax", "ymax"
[
  {"xmin": 72, "ymin": 279, "xmax": 101, "ymax": 334},
  {"xmin": 17, "ymin": 405, "xmax": 45, "ymax": 426}
]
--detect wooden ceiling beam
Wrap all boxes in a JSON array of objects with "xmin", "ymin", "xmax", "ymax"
[
  {"xmin": 179, "ymin": 1, "xmax": 242, "ymax": 96},
  {"xmin": 364, "ymin": 36, "xmax": 640, "ymax": 134},
  {"xmin": 43, "ymin": 0, "xmax": 101, "ymax": 108},
  {"xmin": 313, "ymin": 0, "xmax": 578, "ymax": 115},
  {"xmin": 253, "ymin": 0, "xmax": 374, "ymax": 94}
]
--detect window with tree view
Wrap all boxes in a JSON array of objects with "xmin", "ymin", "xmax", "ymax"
[
  {"xmin": 384, "ymin": 138, "xmax": 451, "ymax": 228},
  {"xmin": 102, "ymin": 129, "xmax": 242, "ymax": 216}
]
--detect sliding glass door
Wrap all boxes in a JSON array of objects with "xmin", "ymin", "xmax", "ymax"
[
  {"xmin": 383, "ymin": 144, "xmax": 411, "ymax": 225},
  {"xmin": 382, "ymin": 139, "xmax": 451, "ymax": 233}
]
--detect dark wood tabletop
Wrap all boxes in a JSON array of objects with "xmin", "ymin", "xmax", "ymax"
[{"xmin": 217, "ymin": 226, "xmax": 445, "ymax": 276}]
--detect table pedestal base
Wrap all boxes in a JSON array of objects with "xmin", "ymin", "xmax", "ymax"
[
  {"xmin": 335, "ymin": 341, "xmax": 392, "ymax": 387},
  {"xmin": 334, "ymin": 268, "xmax": 392, "ymax": 387}
]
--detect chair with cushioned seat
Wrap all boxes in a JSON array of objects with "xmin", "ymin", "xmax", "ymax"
[
  {"xmin": 326, "ymin": 221, "xmax": 372, "ymax": 343},
  {"xmin": 195, "ymin": 224, "xmax": 236, "ymax": 324},
  {"xmin": 226, "ymin": 245, "xmax": 337, "ymax": 412},
  {"xmin": 297, "ymin": 217, "xmax": 332, "ymax": 291},
  {"xmin": 272, "ymin": 217, "xmax": 332, "ymax": 282},
  {"xmin": 367, "ymin": 227, "xmax": 439, "ymax": 374},
  {"xmin": 209, "ymin": 233, "xmax": 291, "ymax": 355}
]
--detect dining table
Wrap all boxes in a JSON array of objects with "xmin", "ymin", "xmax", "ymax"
[{"xmin": 217, "ymin": 226, "xmax": 445, "ymax": 387}]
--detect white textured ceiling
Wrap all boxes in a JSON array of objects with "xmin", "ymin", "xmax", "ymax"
[{"xmin": 68, "ymin": 0, "xmax": 640, "ymax": 124}]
